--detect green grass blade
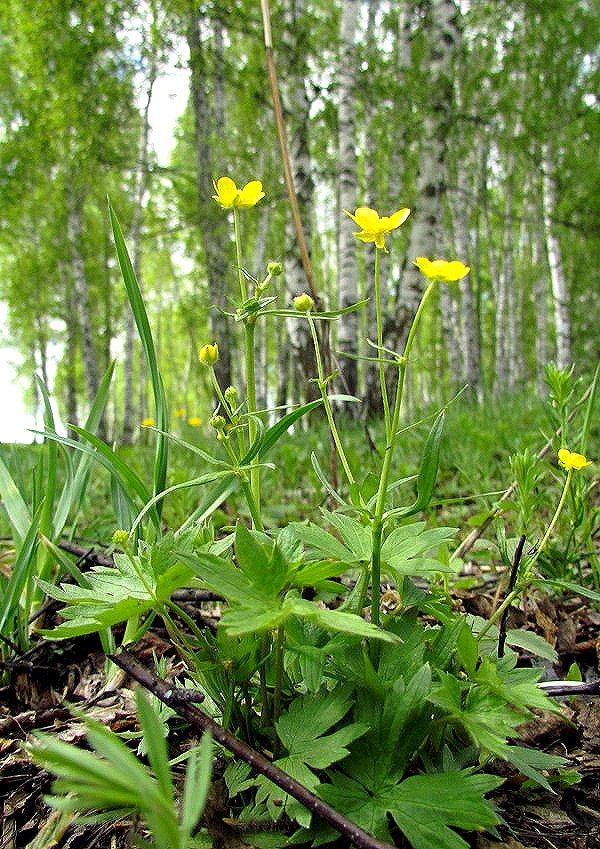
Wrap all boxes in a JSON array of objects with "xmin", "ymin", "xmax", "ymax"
[
  {"xmin": 34, "ymin": 376, "xmax": 58, "ymax": 541},
  {"xmin": 53, "ymin": 361, "xmax": 116, "ymax": 537},
  {"xmin": 0, "ymin": 452, "xmax": 31, "ymax": 545},
  {"xmin": 39, "ymin": 426, "xmax": 159, "ymax": 532},
  {"xmin": 0, "ymin": 502, "xmax": 42, "ymax": 639},
  {"xmin": 108, "ymin": 201, "xmax": 168, "ymax": 511}
]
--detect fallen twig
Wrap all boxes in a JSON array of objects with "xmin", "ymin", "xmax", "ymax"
[{"xmin": 110, "ymin": 649, "xmax": 396, "ymax": 849}]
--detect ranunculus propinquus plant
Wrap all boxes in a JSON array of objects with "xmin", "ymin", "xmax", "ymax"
[{"xmin": 23, "ymin": 175, "xmax": 596, "ymax": 849}]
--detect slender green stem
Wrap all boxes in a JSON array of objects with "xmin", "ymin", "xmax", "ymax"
[
  {"xmin": 167, "ymin": 599, "xmax": 207, "ymax": 645},
  {"xmin": 219, "ymin": 434, "xmax": 264, "ymax": 531},
  {"xmin": 259, "ymin": 632, "xmax": 272, "ymax": 731},
  {"xmin": 479, "ymin": 469, "xmax": 574, "ymax": 639},
  {"xmin": 233, "ymin": 208, "xmax": 247, "ymax": 302},
  {"xmin": 374, "ymin": 249, "xmax": 390, "ymax": 438},
  {"xmin": 272, "ymin": 624, "xmax": 285, "ymax": 758},
  {"xmin": 369, "ymin": 280, "xmax": 437, "ymax": 625},
  {"xmin": 307, "ymin": 313, "xmax": 355, "ymax": 487},
  {"xmin": 234, "ymin": 208, "xmax": 261, "ymax": 525},
  {"xmin": 245, "ymin": 319, "xmax": 261, "ymax": 523}
]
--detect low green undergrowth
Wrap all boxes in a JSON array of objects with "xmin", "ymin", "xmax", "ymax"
[{"xmin": 1, "ymin": 184, "xmax": 597, "ymax": 849}]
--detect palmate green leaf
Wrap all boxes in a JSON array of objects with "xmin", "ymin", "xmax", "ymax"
[
  {"xmin": 381, "ymin": 522, "xmax": 458, "ymax": 578},
  {"xmin": 319, "ymin": 770, "xmax": 501, "ymax": 849},
  {"xmin": 289, "ymin": 521, "xmax": 361, "ymax": 563},
  {"xmin": 388, "ymin": 772, "xmax": 502, "ymax": 849},
  {"xmin": 37, "ymin": 534, "xmax": 196, "ymax": 638},
  {"xmin": 256, "ymin": 688, "xmax": 368, "ymax": 827},
  {"xmin": 322, "ymin": 509, "xmax": 372, "ymax": 560}
]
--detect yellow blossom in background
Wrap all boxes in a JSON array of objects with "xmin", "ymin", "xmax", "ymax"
[
  {"xmin": 175, "ymin": 408, "xmax": 186, "ymax": 418},
  {"xmin": 343, "ymin": 206, "xmax": 410, "ymax": 251},
  {"xmin": 414, "ymin": 257, "xmax": 470, "ymax": 283},
  {"xmin": 293, "ymin": 292, "xmax": 314, "ymax": 312},
  {"xmin": 141, "ymin": 417, "xmax": 156, "ymax": 427},
  {"xmin": 199, "ymin": 342, "xmax": 219, "ymax": 366},
  {"xmin": 212, "ymin": 176, "xmax": 265, "ymax": 209},
  {"xmin": 187, "ymin": 417, "xmax": 202, "ymax": 427},
  {"xmin": 558, "ymin": 448, "xmax": 592, "ymax": 471}
]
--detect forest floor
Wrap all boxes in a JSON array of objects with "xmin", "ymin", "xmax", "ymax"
[{"xmin": 1, "ymin": 564, "xmax": 599, "ymax": 849}]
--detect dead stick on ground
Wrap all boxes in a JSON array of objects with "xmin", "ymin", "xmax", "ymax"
[
  {"xmin": 452, "ymin": 383, "xmax": 595, "ymax": 562},
  {"xmin": 111, "ymin": 649, "xmax": 396, "ymax": 849}
]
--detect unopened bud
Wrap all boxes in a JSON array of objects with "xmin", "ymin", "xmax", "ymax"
[
  {"xmin": 293, "ymin": 292, "xmax": 314, "ymax": 312},
  {"xmin": 267, "ymin": 260, "xmax": 283, "ymax": 276},
  {"xmin": 111, "ymin": 529, "xmax": 130, "ymax": 547},
  {"xmin": 209, "ymin": 415, "xmax": 226, "ymax": 431},
  {"xmin": 199, "ymin": 342, "xmax": 219, "ymax": 366},
  {"xmin": 224, "ymin": 385, "xmax": 238, "ymax": 405}
]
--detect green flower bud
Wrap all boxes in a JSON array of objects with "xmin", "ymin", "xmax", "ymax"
[
  {"xmin": 209, "ymin": 415, "xmax": 227, "ymax": 431},
  {"xmin": 293, "ymin": 292, "xmax": 314, "ymax": 312},
  {"xmin": 111, "ymin": 529, "xmax": 130, "ymax": 547},
  {"xmin": 224, "ymin": 385, "xmax": 238, "ymax": 405},
  {"xmin": 267, "ymin": 260, "xmax": 283, "ymax": 276}
]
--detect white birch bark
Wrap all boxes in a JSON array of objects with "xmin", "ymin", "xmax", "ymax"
[
  {"xmin": 281, "ymin": 0, "xmax": 317, "ymax": 407},
  {"xmin": 68, "ymin": 195, "xmax": 101, "ymax": 408},
  {"xmin": 123, "ymin": 55, "xmax": 156, "ymax": 443},
  {"xmin": 187, "ymin": 9, "xmax": 232, "ymax": 391},
  {"xmin": 336, "ymin": 0, "xmax": 359, "ymax": 406},
  {"xmin": 542, "ymin": 145, "xmax": 572, "ymax": 369},
  {"xmin": 395, "ymin": 0, "xmax": 462, "ymax": 357},
  {"xmin": 449, "ymin": 81, "xmax": 482, "ymax": 400},
  {"xmin": 530, "ymin": 194, "xmax": 550, "ymax": 393}
]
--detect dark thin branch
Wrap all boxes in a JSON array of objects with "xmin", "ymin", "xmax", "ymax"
[
  {"xmin": 497, "ymin": 534, "xmax": 526, "ymax": 658},
  {"xmin": 110, "ymin": 650, "xmax": 396, "ymax": 849}
]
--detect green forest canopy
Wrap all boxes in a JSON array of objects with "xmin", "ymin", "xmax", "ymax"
[{"xmin": 0, "ymin": 0, "xmax": 598, "ymax": 440}]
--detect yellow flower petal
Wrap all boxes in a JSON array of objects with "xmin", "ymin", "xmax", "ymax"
[
  {"xmin": 558, "ymin": 448, "xmax": 593, "ymax": 471},
  {"xmin": 212, "ymin": 176, "xmax": 238, "ymax": 208},
  {"xmin": 386, "ymin": 208, "xmax": 411, "ymax": 229},
  {"xmin": 352, "ymin": 207, "xmax": 381, "ymax": 230},
  {"xmin": 237, "ymin": 180, "xmax": 265, "ymax": 208},
  {"xmin": 414, "ymin": 257, "xmax": 470, "ymax": 283}
]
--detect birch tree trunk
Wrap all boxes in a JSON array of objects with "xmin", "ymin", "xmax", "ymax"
[
  {"xmin": 530, "ymin": 193, "xmax": 550, "ymax": 393},
  {"xmin": 281, "ymin": 0, "xmax": 317, "ymax": 407},
  {"xmin": 542, "ymin": 145, "xmax": 572, "ymax": 369},
  {"xmin": 393, "ymin": 0, "xmax": 462, "ymax": 359},
  {"xmin": 122, "ymin": 46, "xmax": 156, "ymax": 443},
  {"xmin": 68, "ymin": 191, "xmax": 105, "ymax": 438},
  {"xmin": 336, "ymin": 0, "xmax": 359, "ymax": 410},
  {"xmin": 449, "ymin": 81, "xmax": 482, "ymax": 400},
  {"xmin": 187, "ymin": 7, "xmax": 232, "ymax": 392},
  {"xmin": 493, "ymin": 172, "xmax": 515, "ymax": 396}
]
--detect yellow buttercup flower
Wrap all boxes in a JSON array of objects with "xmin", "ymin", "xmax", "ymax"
[
  {"xmin": 175, "ymin": 407, "xmax": 186, "ymax": 418},
  {"xmin": 343, "ymin": 206, "xmax": 410, "ymax": 251},
  {"xmin": 199, "ymin": 342, "xmax": 219, "ymax": 366},
  {"xmin": 187, "ymin": 416, "xmax": 202, "ymax": 427},
  {"xmin": 558, "ymin": 448, "xmax": 593, "ymax": 471},
  {"xmin": 414, "ymin": 257, "xmax": 470, "ymax": 283},
  {"xmin": 212, "ymin": 176, "xmax": 265, "ymax": 209},
  {"xmin": 141, "ymin": 417, "xmax": 156, "ymax": 427}
]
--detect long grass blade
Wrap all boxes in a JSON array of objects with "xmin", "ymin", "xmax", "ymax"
[{"xmin": 108, "ymin": 202, "xmax": 168, "ymax": 512}]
